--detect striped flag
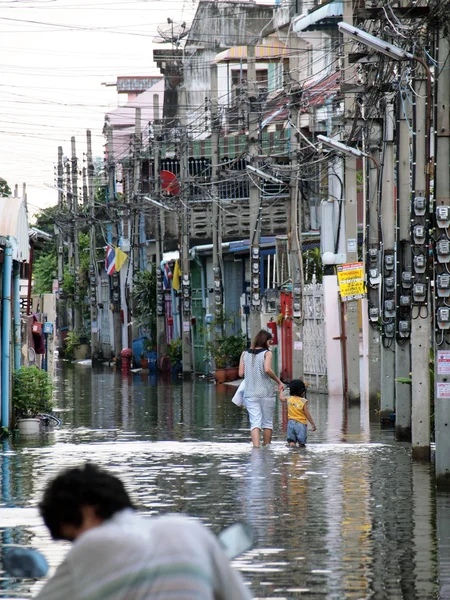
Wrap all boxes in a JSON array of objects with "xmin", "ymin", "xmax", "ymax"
[{"xmin": 105, "ymin": 245, "xmax": 116, "ymax": 275}]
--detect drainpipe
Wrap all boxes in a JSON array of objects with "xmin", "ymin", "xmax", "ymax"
[
  {"xmin": 2, "ymin": 244, "xmax": 13, "ymax": 429},
  {"xmin": 13, "ymin": 262, "xmax": 21, "ymax": 370}
]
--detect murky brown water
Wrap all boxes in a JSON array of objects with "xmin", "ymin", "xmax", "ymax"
[{"xmin": 0, "ymin": 363, "xmax": 448, "ymax": 599}]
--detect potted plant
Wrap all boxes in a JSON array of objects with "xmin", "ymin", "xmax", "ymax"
[
  {"xmin": 13, "ymin": 366, "xmax": 53, "ymax": 435},
  {"xmin": 167, "ymin": 339, "xmax": 182, "ymax": 375},
  {"xmin": 139, "ymin": 352, "xmax": 149, "ymax": 370},
  {"xmin": 222, "ymin": 334, "xmax": 247, "ymax": 381},
  {"xmin": 207, "ymin": 339, "xmax": 227, "ymax": 383}
]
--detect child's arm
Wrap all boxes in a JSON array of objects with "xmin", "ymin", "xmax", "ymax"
[
  {"xmin": 303, "ymin": 403, "xmax": 317, "ymax": 431},
  {"xmin": 279, "ymin": 389, "xmax": 287, "ymax": 402}
]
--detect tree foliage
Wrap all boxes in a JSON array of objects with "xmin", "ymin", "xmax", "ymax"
[{"xmin": 0, "ymin": 178, "xmax": 11, "ymax": 198}]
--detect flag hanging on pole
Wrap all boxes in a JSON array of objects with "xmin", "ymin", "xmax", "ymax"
[
  {"xmin": 115, "ymin": 247, "xmax": 128, "ymax": 272},
  {"xmin": 105, "ymin": 245, "xmax": 116, "ymax": 275},
  {"xmin": 163, "ymin": 262, "xmax": 173, "ymax": 290},
  {"xmin": 172, "ymin": 260, "xmax": 181, "ymax": 292}
]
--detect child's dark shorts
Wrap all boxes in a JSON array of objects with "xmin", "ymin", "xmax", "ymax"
[{"xmin": 287, "ymin": 419, "xmax": 307, "ymax": 445}]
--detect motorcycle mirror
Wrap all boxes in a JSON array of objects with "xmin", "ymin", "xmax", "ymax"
[
  {"xmin": 3, "ymin": 548, "xmax": 49, "ymax": 578},
  {"xmin": 217, "ymin": 522, "xmax": 254, "ymax": 560}
]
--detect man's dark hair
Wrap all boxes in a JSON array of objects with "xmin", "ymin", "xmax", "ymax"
[
  {"xmin": 289, "ymin": 379, "xmax": 307, "ymax": 398},
  {"xmin": 39, "ymin": 463, "xmax": 134, "ymax": 540}
]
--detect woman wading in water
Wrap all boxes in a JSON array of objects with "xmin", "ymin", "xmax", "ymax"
[{"xmin": 239, "ymin": 329, "xmax": 284, "ymax": 447}]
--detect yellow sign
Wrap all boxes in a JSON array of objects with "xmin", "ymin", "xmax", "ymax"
[{"xmin": 337, "ymin": 262, "xmax": 366, "ymax": 301}]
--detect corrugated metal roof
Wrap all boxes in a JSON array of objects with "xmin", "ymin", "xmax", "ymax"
[{"xmin": 0, "ymin": 197, "xmax": 30, "ymax": 261}]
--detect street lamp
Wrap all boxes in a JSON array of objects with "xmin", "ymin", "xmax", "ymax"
[
  {"xmin": 317, "ymin": 135, "xmax": 363, "ymax": 159},
  {"xmin": 338, "ymin": 22, "xmax": 413, "ymax": 60},
  {"xmin": 143, "ymin": 196, "xmax": 174, "ymax": 211}
]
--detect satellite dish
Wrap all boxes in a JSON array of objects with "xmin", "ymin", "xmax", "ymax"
[
  {"xmin": 160, "ymin": 170, "xmax": 181, "ymax": 196},
  {"xmin": 28, "ymin": 347, "xmax": 36, "ymax": 365}
]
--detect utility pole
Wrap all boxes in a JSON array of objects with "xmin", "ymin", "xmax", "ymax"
[
  {"xmin": 366, "ymin": 142, "xmax": 381, "ymax": 408},
  {"xmin": 342, "ymin": 3, "xmax": 360, "ymax": 401},
  {"xmin": 411, "ymin": 57, "xmax": 431, "ymax": 460},
  {"xmin": 179, "ymin": 87, "xmax": 192, "ymax": 376},
  {"xmin": 289, "ymin": 35, "xmax": 304, "ymax": 379},
  {"xmin": 65, "ymin": 152, "xmax": 74, "ymax": 331},
  {"xmin": 131, "ymin": 107, "xmax": 142, "ymax": 342},
  {"xmin": 87, "ymin": 130, "xmax": 99, "ymax": 362},
  {"xmin": 106, "ymin": 123, "xmax": 122, "ymax": 361},
  {"xmin": 395, "ymin": 97, "xmax": 412, "ymax": 440},
  {"xmin": 82, "ymin": 165, "xmax": 88, "ymax": 206},
  {"xmin": 434, "ymin": 32, "xmax": 450, "ymax": 486},
  {"xmin": 56, "ymin": 147, "xmax": 65, "ymax": 347},
  {"xmin": 71, "ymin": 136, "xmax": 81, "ymax": 332},
  {"xmin": 247, "ymin": 44, "xmax": 262, "ymax": 340},
  {"xmin": 210, "ymin": 63, "xmax": 223, "ymax": 339},
  {"xmin": 153, "ymin": 97, "xmax": 166, "ymax": 360},
  {"xmin": 380, "ymin": 98, "xmax": 396, "ymax": 419}
]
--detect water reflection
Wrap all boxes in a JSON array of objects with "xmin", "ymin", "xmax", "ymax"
[{"xmin": 0, "ymin": 364, "xmax": 445, "ymax": 599}]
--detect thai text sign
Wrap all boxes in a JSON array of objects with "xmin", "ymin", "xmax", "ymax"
[{"xmin": 337, "ymin": 262, "xmax": 366, "ymax": 301}]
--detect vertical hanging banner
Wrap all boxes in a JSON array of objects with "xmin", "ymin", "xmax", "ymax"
[{"xmin": 337, "ymin": 262, "xmax": 366, "ymax": 301}]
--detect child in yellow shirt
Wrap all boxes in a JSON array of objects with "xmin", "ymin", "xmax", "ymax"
[{"xmin": 280, "ymin": 379, "xmax": 316, "ymax": 447}]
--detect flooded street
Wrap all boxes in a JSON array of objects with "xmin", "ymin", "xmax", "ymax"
[{"xmin": 1, "ymin": 363, "xmax": 449, "ymax": 599}]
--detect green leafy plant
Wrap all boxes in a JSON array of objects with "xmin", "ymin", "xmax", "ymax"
[
  {"xmin": 166, "ymin": 339, "xmax": 182, "ymax": 365},
  {"xmin": 133, "ymin": 269, "xmax": 157, "ymax": 342},
  {"xmin": 13, "ymin": 366, "xmax": 53, "ymax": 419},
  {"xmin": 64, "ymin": 330, "xmax": 81, "ymax": 360},
  {"xmin": 220, "ymin": 334, "xmax": 247, "ymax": 367}
]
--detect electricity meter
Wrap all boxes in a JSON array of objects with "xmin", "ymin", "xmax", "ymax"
[
  {"xmin": 437, "ymin": 307, "xmax": 450, "ymax": 329},
  {"xmin": 437, "ymin": 239, "xmax": 450, "ymax": 263},
  {"xmin": 413, "ymin": 283, "xmax": 426, "ymax": 303},
  {"xmin": 385, "ymin": 277, "xmax": 395, "ymax": 293},
  {"xmin": 398, "ymin": 320, "xmax": 410, "ymax": 338},
  {"xmin": 413, "ymin": 254, "xmax": 426, "ymax": 274},
  {"xmin": 368, "ymin": 248, "xmax": 378, "ymax": 263},
  {"xmin": 413, "ymin": 224, "xmax": 426, "ymax": 245},
  {"xmin": 369, "ymin": 307, "xmax": 379, "ymax": 322},
  {"xmin": 385, "ymin": 254, "xmax": 395, "ymax": 271},
  {"xmin": 384, "ymin": 322, "xmax": 395, "ymax": 338},
  {"xmin": 384, "ymin": 299, "xmax": 395, "ymax": 318},
  {"xmin": 437, "ymin": 274, "xmax": 450, "ymax": 297},
  {"xmin": 413, "ymin": 196, "xmax": 426, "ymax": 216},
  {"xmin": 436, "ymin": 206, "xmax": 450, "ymax": 229},
  {"xmin": 400, "ymin": 295, "xmax": 411, "ymax": 307},
  {"xmin": 401, "ymin": 271, "xmax": 412, "ymax": 288}
]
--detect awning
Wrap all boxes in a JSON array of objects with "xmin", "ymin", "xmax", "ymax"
[
  {"xmin": 214, "ymin": 40, "xmax": 287, "ymax": 64},
  {"xmin": 293, "ymin": 1, "xmax": 343, "ymax": 33},
  {"xmin": 0, "ymin": 197, "xmax": 30, "ymax": 261}
]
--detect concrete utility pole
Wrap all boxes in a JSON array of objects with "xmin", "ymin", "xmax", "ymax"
[
  {"xmin": 380, "ymin": 98, "xmax": 395, "ymax": 419},
  {"xmin": 210, "ymin": 63, "xmax": 224, "ymax": 340},
  {"xmin": 87, "ymin": 130, "xmax": 99, "ymax": 361},
  {"xmin": 366, "ymin": 143, "xmax": 381, "ymax": 408},
  {"xmin": 153, "ymin": 97, "xmax": 166, "ymax": 361},
  {"xmin": 411, "ymin": 58, "xmax": 430, "ymax": 460},
  {"xmin": 65, "ymin": 153, "xmax": 74, "ymax": 331},
  {"xmin": 71, "ymin": 136, "xmax": 81, "ymax": 332},
  {"xmin": 289, "ymin": 36, "xmax": 304, "ymax": 379},
  {"xmin": 179, "ymin": 87, "xmax": 192, "ymax": 376},
  {"xmin": 434, "ymin": 32, "xmax": 450, "ymax": 487},
  {"xmin": 342, "ymin": 3, "xmax": 360, "ymax": 401},
  {"xmin": 106, "ymin": 123, "xmax": 122, "ymax": 360},
  {"xmin": 395, "ymin": 98, "xmax": 412, "ymax": 440},
  {"xmin": 131, "ymin": 107, "xmax": 142, "ymax": 341},
  {"xmin": 247, "ymin": 44, "xmax": 262, "ymax": 341},
  {"xmin": 56, "ymin": 146, "xmax": 65, "ymax": 350}
]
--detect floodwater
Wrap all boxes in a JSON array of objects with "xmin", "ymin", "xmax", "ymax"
[{"xmin": 0, "ymin": 363, "xmax": 449, "ymax": 599}]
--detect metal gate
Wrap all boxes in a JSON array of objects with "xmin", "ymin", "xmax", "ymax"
[{"xmin": 303, "ymin": 280, "xmax": 327, "ymax": 392}]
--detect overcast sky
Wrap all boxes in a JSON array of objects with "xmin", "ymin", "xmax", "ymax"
[{"xmin": 1, "ymin": 0, "xmax": 196, "ymax": 216}]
